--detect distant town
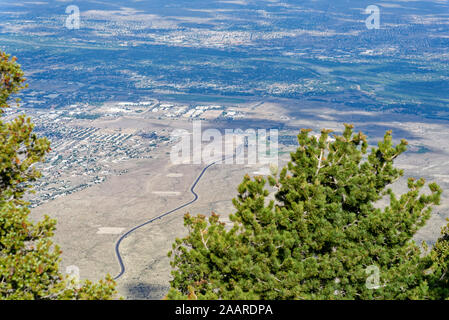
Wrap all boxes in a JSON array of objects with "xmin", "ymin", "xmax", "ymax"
[{"xmin": 3, "ymin": 99, "xmax": 252, "ymax": 207}]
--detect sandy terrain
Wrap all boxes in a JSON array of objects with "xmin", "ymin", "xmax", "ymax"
[{"xmin": 30, "ymin": 98, "xmax": 449, "ymax": 299}]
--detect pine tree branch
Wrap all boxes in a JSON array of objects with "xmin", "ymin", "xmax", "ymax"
[
  {"xmin": 315, "ymin": 149, "xmax": 324, "ymax": 176},
  {"xmin": 200, "ymin": 230, "xmax": 209, "ymax": 250}
]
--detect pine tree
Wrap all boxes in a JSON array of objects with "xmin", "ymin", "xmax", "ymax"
[
  {"xmin": 0, "ymin": 51, "xmax": 116, "ymax": 299},
  {"xmin": 167, "ymin": 124, "xmax": 448, "ymax": 300}
]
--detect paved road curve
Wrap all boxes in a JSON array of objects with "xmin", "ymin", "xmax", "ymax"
[{"xmin": 113, "ymin": 158, "xmax": 225, "ymax": 280}]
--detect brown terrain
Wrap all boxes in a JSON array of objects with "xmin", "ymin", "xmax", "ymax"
[{"xmin": 30, "ymin": 98, "xmax": 449, "ymax": 299}]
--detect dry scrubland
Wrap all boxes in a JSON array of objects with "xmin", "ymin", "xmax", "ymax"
[{"xmin": 31, "ymin": 98, "xmax": 449, "ymax": 299}]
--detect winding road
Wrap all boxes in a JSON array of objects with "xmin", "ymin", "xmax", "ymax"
[{"xmin": 113, "ymin": 149, "xmax": 240, "ymax": 280}]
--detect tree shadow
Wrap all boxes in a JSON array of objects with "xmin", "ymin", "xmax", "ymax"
[{"xmin": 125, "ymin": 282, "xmax": 169, "ymax": 300}]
